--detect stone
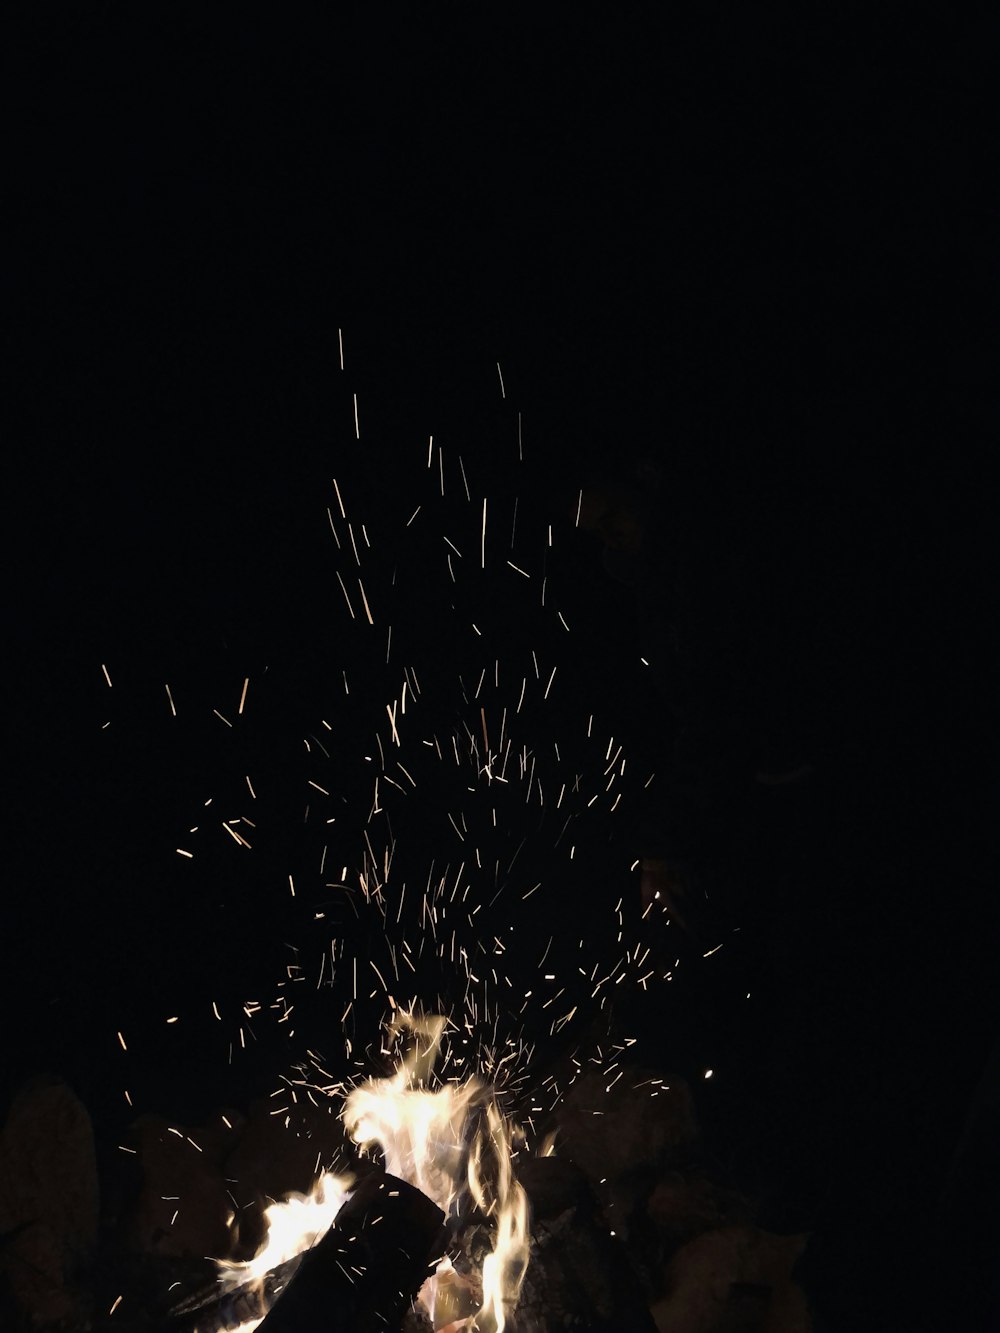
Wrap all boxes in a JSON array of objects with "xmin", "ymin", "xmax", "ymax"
[
  {"xmin": 555, "ymin": 1066, "xmax": 698, "ymax": 1179},
  {"xmin": 553, "ymin": 1065, "xmax": 698, "ymax": 1234},
  {"xmin": 646, "ymin": 1171, "xmax": 752, "ymax": 1254},
  {"xmin": 126, "ymin": 1110, "xmax": 241, "ymax": 1260},
  {"xmin": 650, "ymin": 1226, "xmax": 812, "ymax": 1333},
  {"xmin": 0, "ymin": 1076, "xmax": 99, "ymax": 1325}
]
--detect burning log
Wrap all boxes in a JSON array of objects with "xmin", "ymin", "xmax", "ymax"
[
  {"xmin": 257, "ymin": 1170, "xmax": 446, "ymax": 1333},
  {"xmin": 172, "ymin": 1172, "xmax": 445, "ymax": 1333},
  {"xmin": 169, "ymin": 1012, "xmax": 532, "ymax": 1333}
]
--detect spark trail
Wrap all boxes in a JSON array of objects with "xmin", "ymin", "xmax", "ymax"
[{"xmin": 103, "ymin": 332, "xmax": 705, "ymax": 1323}]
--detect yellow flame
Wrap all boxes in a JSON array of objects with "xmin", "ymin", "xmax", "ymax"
[
  {"xmin": 215, "ymin": 1169, "xmax": 354, "ymax": 1295},
  {"xmin": 472, "ymin": 1101, "xmax": 530, "ymax": 1333},
  {"xmin": 343, "ymin": 1014, "xmax": 481, "ymax": 1219},
  {"xmin": 342, "ymin": 1013, "xmax": 530, "ymax": 1330},
  {"xmin": 214, "ymin": 1012, "xmax": 530, "ymax": 1332}
]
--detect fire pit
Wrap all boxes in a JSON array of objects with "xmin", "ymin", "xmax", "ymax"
[
  {"xmin": 157, "ymin": 1010, "xmax": 673, "ymax": 1333},
  {"xmin": 1, "ymin": 345, "xmax": 811, "ymax": 1333},
  {"xmin": 165, "ymin": 1013, "xmax": 528, "ymax": 1333}
]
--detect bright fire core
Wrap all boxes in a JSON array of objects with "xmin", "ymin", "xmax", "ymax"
[{"xmin": 215, "ymin": 1012, "xmax": 530, "ymax": 1332}]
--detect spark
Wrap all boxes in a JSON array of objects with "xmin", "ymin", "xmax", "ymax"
[
  {"xmin": 353, "ymin": 393, "xmax": 360, "ymax": 438},
  {"xmin": 335, "ymin": 571, "xmax": 356, "ymax": 618},
  {"xmin": 222, "ymin": 822, "xmax": 250, "ymax": 848},
  {"xmin": 95, "ymin": 345, "xmax": 694, "ymax": 1331},
  {"xmin": 386, "ymin": 702, "xmax": 401, "ymax": 746},
  {"xmin": 101, "ymin": 663, "xmax": 112, "ymax": 687},
  {"xmin": 347, "ymin": 522, "xmax": 361, "ymax": 566},
  {"xmin": 327, "ymin": 507, "xmax": 342, "ymax": 547},
  {"xmin": 165, "ymin": 683, "xmax": 176, "ymax": 716}
]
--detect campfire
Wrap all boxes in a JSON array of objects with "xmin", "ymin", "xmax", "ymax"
[
  {"xmin": 199, "ymin": 1011, "xmax": 529, "ymax": 1333},
  {"xmin": 121, "ymin": 373, "xmax": 687, "ymax": 1329},
  {"xmin": 161, "ymin": 1005, "xmax": 684, "ymax": 1333},
  {"xmin": 0, "ymin": 337, "xmax": 814, "ymax": 1333}
]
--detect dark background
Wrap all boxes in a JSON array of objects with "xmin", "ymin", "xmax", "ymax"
[{"xmin": 6, "ymin": 6, "xmax": 997, "ymax": 1328}]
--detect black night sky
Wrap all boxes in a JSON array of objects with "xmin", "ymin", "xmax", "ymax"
[{"xmin": 6, "ymin": 8, "xmax": 998, "ymax": 1329}]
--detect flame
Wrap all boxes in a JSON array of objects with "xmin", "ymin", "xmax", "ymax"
[
  {"xmin": 474, "ymin": 1101, "xmax": 530, "ymax": 1333},
  {"xmin": 213, "ymin": 1012, "xmax": 530, "ymax": 1332},
  {"xmin": 343, "ymin": 1012, "xmax": 530, "ymax": 1331},
  {"xmin": 215, "ymin": 1171, "xmax": 355, "ymax": 1292}
]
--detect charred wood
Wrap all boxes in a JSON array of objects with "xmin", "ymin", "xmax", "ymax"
[
  {"xmin": 505, "ymin": 1157, "xmax": 657, "ymax": 1333},
  {"xmin": 171, "ymin": 1172, "xmax": 444, "ymax": 1333}
]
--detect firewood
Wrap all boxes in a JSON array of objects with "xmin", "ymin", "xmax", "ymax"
[{"xmin": 172, "ymin": 1172, "xmax": 444, "ymax": 1333}]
